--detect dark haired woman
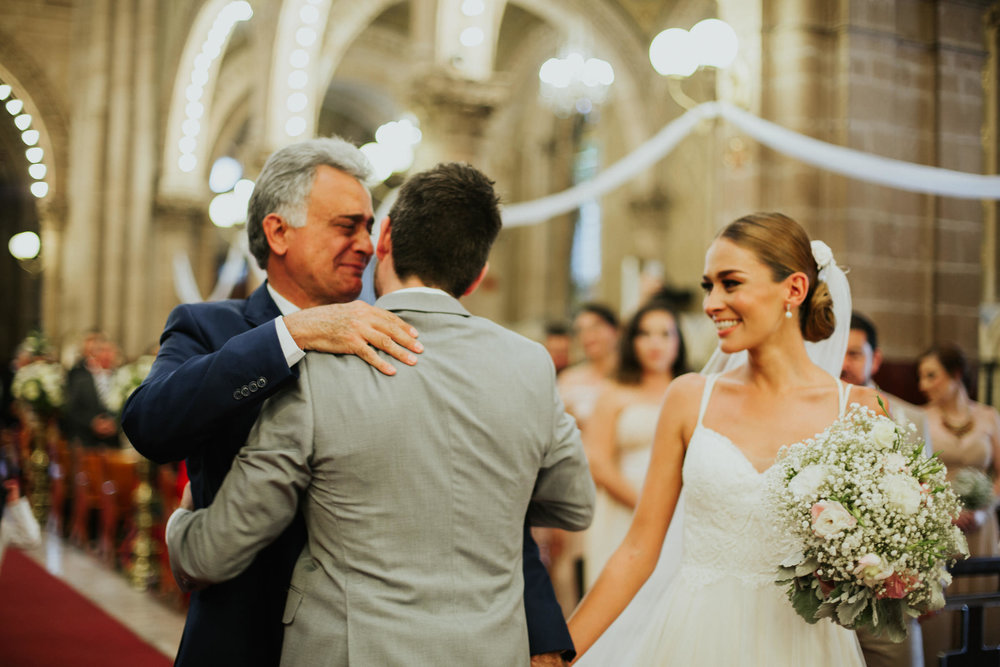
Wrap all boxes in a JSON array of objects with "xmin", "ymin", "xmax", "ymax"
[{"xmin": 582, "ymin": 301, "xmax": 686, "ymax": 588}]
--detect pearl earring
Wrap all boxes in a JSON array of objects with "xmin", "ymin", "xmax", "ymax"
[{"xmin": 784, "ymin": 304, "xmax": 793, "ymax": 319}]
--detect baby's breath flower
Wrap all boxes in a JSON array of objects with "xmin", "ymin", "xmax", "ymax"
[{"xmin": 767, "ymin": 405, "xmax": 966, "ymax": 640}]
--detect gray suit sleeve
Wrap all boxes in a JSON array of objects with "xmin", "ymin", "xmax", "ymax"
[
  {"xmin": 527, "ymin": 362, "xmax": 596, "ymax": 531},
  {"xmin": 166, "ymin": 362, "xmax": 315, "ymax": 586}
]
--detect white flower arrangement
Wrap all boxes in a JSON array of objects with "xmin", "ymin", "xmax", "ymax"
[
  {"xmin": 951, "ymin": 468, "xmax": 995, "ymax": 511},
  {"xmin": 11, "ymin": 360, "xmax": 66, "ymax": 415},
  {"xmin": 767, "ymin": 402, "xmax": 968, "ymax": 642},
  {"xmin": 105, "ymin": 355, "xmax": 155, "ymax": 414}
]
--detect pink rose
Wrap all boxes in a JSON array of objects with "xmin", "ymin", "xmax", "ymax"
[
  {"xmin": 810, "ymin": 500, "xmax": 857, "ymax": 538},
  {"xmin": 879, "ymin": 572, "xmax": 918, "ymax": 599}
]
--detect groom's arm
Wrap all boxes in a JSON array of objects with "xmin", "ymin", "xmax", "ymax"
[
  {"xmin": 166, "ymin": 364, "xmax": 316, "ymax": 588},
  {"xmin": 528, "ymin": 378, "xmax": 596, "ymax": 530}
]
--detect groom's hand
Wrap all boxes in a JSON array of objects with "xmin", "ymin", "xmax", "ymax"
[
  {"xmin": 283, "ymin": 301, "xmax": 423, "ymax": 376},
  {"xmin": 530, "ymin": 652, "xmax": 568, "ymax": 667}
]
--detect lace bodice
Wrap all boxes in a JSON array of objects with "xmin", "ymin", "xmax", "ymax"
[{"xmin": 679, "ymin": 374, "xmax": 850, "ymax": 588}]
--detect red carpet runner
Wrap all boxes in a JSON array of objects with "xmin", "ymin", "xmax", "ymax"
[{"xmin": 0, "ymin": 550, "xmax": 172, "ymax": 667}]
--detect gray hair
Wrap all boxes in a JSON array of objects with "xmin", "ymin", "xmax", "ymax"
[{"xmin": 247, "ymin": 137, "xmax": 373, "ymax": 269}]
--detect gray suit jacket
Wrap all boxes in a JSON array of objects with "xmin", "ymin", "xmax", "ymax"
[{"xmin": 168, "ymin": 290, "xmax": 595, "ymax": 666}]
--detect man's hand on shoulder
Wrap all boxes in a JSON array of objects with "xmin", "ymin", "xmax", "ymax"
[
  {"xmin": 531, "ymin": 652, "xmax": 568, "ymax": 667},
  {"xmin": 283, "ymin": 301, "xmax": 423, "ymax": 376}
]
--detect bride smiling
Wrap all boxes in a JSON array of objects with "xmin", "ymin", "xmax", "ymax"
[{"xmin": 569, "ymin": 212, "xmax": 883, "ymax": 666}]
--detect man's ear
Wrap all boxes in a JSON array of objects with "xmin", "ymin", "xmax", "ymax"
[
  {"xmin": 375, "ymin": 217, "xmax": 392, "ymax": 261},
  {"xmin": 462, "ymin": 262, "xmax": 489, "ymax": 297},
  {"xmin": 262, "ymin": 214, "xmax": 291, "ymax": 257}
]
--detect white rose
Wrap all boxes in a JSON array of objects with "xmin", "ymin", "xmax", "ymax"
[
  {"xmin": 852, "ymin": 553, "xmax": 894, "ymax": 585},
  {"xmin": 789, "ymin": 465, "xmax": 830, "ymax": 498},
  {"xmin": 871, "ymin": 419, "xmax": 898, "ymax": 449},
  {"xmin": 810, "ymin": 500, "xmax": 857, "ymax": 538},
  {"xmin": 882, "ymin": 473, "xmax": 922, "ymax": 515}
]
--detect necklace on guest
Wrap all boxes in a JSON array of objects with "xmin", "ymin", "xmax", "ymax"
[{"xmin": 941, "ymin": 412, "xmax": 974, "ymax": 438}]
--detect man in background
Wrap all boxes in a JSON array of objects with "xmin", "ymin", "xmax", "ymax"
[{"xmin": 842, "ymin": 311, "xmax": 927, "ymax": 667}]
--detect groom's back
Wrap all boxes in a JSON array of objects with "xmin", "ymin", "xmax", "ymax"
[{"xmin": 283, "ymin": 292, "xmax": 592, "ymax": 666}]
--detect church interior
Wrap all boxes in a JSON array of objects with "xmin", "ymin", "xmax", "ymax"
[{"xmin": 1, "ymin": 0, "xmax": 998, "ymax": 664}]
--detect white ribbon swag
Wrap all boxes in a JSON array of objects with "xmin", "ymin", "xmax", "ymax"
[{"xmin": 175, "ymin": 101, "xmax": 1000, "ymax": 302}]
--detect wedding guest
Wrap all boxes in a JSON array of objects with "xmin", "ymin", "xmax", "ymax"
[
  {"xmin": 841, "ymin": 312, "xmax": 925, "ymax": 667},
  {"xmin": 583, "ymin": 300, "xmax": 686, "ymax": 589},
  {"xmin": 917, "ymin": 342, "xmax": 1000, "ymax": 664},
  {"xmin": 558, "ymin": 304, "xmax": 619, "ymax": 424},
  {"xmin": 545, "ymin": 322, "xmax": 572, "ymax": 375},
  {"xmin": 122, "ymin": 138, "xmax": 572, "ymax": 667},
  {"xmin": 63, "ymin": 330, "xmax": 118, "ymax": 449},
  {"xmin": 547, "ymin": 304, "xmax": 619, "ymax": 611}
]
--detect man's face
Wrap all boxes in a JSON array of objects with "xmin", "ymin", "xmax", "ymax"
[
  {"xmin": 841, "ymin": 329, "xmax": 875, "ymax": 386},
  {"xmin": 281, "ymin": 166, "xmax": 375, "ymax": 308},
  {"xmin": 545, "ymin": 334, "xmax": 571, "ymax": 372}
]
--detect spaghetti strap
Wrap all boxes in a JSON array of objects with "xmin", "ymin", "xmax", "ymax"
[
  {"xmin": 696, "ymin": 374, "xmax": 720, "ymax": 428},
  {"xmin": 837, "ymin": 380, "xmax": 851, "ymax": 417}
]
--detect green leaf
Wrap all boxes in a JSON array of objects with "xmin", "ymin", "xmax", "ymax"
[
  {"xmin": 837, "ymin": 598, "xmax": 868, "ymax": 626},
  {"xmin": 789, "ymin": 586, "xmax": 822, "ymax": 624}
]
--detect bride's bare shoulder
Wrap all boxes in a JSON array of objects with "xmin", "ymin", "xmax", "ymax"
[{"xmin": 663, "ymin": 372, "xmax": 707, "ymax": 412}]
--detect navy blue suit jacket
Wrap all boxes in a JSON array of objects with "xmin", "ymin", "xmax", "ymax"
[{"xmin": 122, "ymin": 284, "xmax": 572, "ymax": 665}]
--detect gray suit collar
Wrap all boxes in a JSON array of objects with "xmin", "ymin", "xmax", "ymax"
[{"xmin": 375, "ymin": 290, "xmax": 471, "ymax": 317}]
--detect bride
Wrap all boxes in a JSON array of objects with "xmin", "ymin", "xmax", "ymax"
[{"xmin": 569, "ymin": 213, "xmax": 882, "ymax": 665}]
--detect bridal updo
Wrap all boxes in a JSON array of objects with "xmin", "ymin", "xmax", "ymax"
[{"xmin": 719, "ymin": 213, "xmax": 836, "ymax": 342}]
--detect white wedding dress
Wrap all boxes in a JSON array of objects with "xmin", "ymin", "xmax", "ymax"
[{"xmin": 577, "ymin": 373, "xmax": 865, "ymax": 666}]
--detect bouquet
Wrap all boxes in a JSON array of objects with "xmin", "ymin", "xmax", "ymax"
[
  {"xmin": 11, "ymin": 360, "xmax": 66, "ymax": 416},
  {"xmin": 767, "ymin": 402, "xmax": 968, "ymax": 642},
  {"xmin": 105, "ymin": 355, "xmax": 155, "ymax": 414},
  {"xmin": 950, "ymin": 468, "xmax": 995, "ymax": 511}
]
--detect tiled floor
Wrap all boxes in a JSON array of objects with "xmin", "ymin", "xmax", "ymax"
[{"xmin": 22, "ymin": 526, "xmax": 185, "ymax": 659}]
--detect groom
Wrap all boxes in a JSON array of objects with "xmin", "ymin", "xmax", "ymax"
[{"xmin": 167, "ymin": 162, "xmax": 596, "ymax": 665}]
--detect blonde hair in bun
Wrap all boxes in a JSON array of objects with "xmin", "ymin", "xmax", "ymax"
[{"xmin": 719, "ymin": 212, "xmax": 836, "ymax": 342}]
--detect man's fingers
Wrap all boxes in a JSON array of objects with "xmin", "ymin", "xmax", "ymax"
[
  {"xmin": 376, "ymin": 310, "xmax": 423, "ymax": 354},
  {"xmin": 365, "ymin": 329, "xmax": 418, "ymax": 366},
  {"xmin": 353, "ymin": 341, "xmax": 398, "ymax": 376}
]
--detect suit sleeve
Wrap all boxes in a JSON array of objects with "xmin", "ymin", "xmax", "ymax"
[
  {"xmin": 523, "ymin": 355, "xmax": 595, "ymax": 659},
  {"xmin": 121, "ymin": 303, "xmax": 295, "ymax": 463},
  {"xmin": 166, "ymin": 360, "xmax": 315, "ymax": 585},
  {"xmin": 527, "ymin": 367, "xmax": 596, "ymax": 531}
]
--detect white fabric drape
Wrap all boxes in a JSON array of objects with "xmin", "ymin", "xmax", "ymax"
[{"xmin": 174, "ymin": 102, "xmax": 1000, "ymax": 302}]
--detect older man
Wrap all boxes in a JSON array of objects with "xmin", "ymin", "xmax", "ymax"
[
  {"xmin": 123, "ymin": 140, "xmax": 576, "ymax": 666},
  {"xmin": 167, "ymin": 162, "xmax": 594, "ymax": 665}
]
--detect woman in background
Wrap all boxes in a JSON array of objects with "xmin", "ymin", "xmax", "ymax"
[
  {"xmin": 557, "ymin": 304, "xmax": 620, "ymax": 425},
  {"xmin": 917, "ymin": 342, "xmax": 1000, "ymax": 664},
  {"xmin": 582, "ymin": 300, "xmax": 687, "ymax": 588}
]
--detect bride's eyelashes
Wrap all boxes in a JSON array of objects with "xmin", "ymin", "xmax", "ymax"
[{"xmin": 700, "ymin": 279, "xmax": 742, "ymax": 293}]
